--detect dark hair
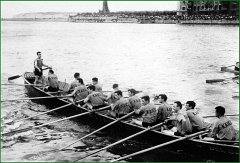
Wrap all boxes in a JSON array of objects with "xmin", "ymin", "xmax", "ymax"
[
  {"xmin": 115, "ymin": 90, "xmax": 122, "ymax": 96},
  {"xmin": 37, "ymin": 51, "xmax": 41, "ymax": 55},
  {"xmin": 87, "ymin": 85, "xmax": 95, "ymax": 91},
  {"xmin": 77, "ymin": 78, "xmax": 84, "ymax": 85},
  {"xmin": 174, "ymin": 101, "xmax": 182, "ymax": 109},
  {"xmin": 92, "ymin": 77, "xmax": 98, "ymax": 82},
  {"xmin": 141, "ymin": 96, "xmax": 150, "ymax": 102},
  {"xmin": 74, "ymin": 73, "xmax": 80, "ymax": 78},
  {"xmin": 215, "ymin": 106, "xmax": 225, "ymax": 116},
  {"xmin": 49, "ymin": 69, "xmax": 54, "ymax": 74},
  {"xmin": 128, "ymin": 89, "xmax": 137, "ymax": 95},
  {"xmin": 112, "ymin": 84, "xmax": 118, "ymax": 89},
  {"xmin": 159, "ymin": 94, "xmax": 167, "ymax": 101},
  {"xmin": 186, "ymin": 101, "xmax": 196, "ymax": 109}
]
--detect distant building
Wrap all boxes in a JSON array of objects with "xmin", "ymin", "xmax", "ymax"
[
  {"xmin": 177, "ymin": 1, "xmax": 238, "ymax": 16},
  {"xmin": 99, "ymin": 1, "xmax": 110, "ymax": 14}
]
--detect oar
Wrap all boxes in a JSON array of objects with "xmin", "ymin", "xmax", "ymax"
[
  {"xmin": 60, "ymin": 111, "xmax": 135, "ymax": 150},
  {"xmin": 110, "ymin": 130, "xmax": 210, "ymax": 162},
  {"xmin": 2, "ymin": 105, "xmax": 110, "ymax": 137},
  {"xmin": 1, "ymin": 95, "xmax": 72, "ymax": 102},
  {"xmin": 221, "ymin": 65, "xmax": 235, "ymax": 71},
  {"xmin": 8, "ymin": 67, "xmax": 49, "ymax": 81},
  {"xmin": 203, "ymin": 114, "xmax": 239, "ymax": 118},
  {"xmin": 206, "ymin": 76, "xmax": 238, "ymax": 83},
  {"xmin": 4, "ymin": 99, "xmax": 84, "ymax": 125},
  {"xmin": 1, "ymin": 83, "xmax": 35, "ymax": 86},
  {"xmin": 74, "ymin": 121, "xmax": 166, "ymax": 162}
]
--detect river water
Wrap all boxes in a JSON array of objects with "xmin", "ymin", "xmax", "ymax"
[{"xmin": 1, "ymin": 21, "xmax": 239, "ymax": 162}]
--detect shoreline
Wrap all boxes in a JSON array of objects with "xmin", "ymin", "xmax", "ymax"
[{"xmin": 2, "ymin": 18, "xmax": 239, "ymax": 25}]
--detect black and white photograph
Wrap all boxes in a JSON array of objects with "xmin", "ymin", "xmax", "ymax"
[{"xmin": 1, "ymin": 1, "xmax": 239, "ymax": 162}]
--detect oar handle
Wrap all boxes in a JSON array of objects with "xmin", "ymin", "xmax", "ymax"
[{"xmin": 203, "ymin": 114, "xmax": 239, "ymax": 118}]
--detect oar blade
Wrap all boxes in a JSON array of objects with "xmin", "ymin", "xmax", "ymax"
[
  {"xmin": 2, "ymin": 126, "xmax": 32, "ymax": 137},
  {"xmin": 8, "ymin": 75, "xmax": 22, "ymax": 81},
  {"xmin": 206, "ymin": 79, "xmax": 224, "ymax": 83}
]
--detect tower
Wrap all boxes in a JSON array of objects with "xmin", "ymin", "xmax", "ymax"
[{"xmin": 102, "ymin": 1, "xmax": 110, "ymax": 13}]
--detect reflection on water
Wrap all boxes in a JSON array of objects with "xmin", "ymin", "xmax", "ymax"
[{"xmin": 1, "ymin": 21, "xmax": 238, "ymax": 162}]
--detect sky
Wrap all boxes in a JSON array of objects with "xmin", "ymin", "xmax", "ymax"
[{"xmin": 1, "ymin": 1, "xmax": 178, "ymax": 18}]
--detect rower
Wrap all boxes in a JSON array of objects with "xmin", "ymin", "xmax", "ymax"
[
  {"xmin": 106, "ymin": 84, "xmax": 119, "ymax": 105},
  {"xmin": 34, "ymin": 51, "xmax": 51, "ymax": 85},
  {"xmin": 67, "ymin": 78, "xmax": 88, "ymax": 104},
  {"xmin": 45, "ymin": 69, "xmax": 59, "ymax": 92},
  {"xmin": 168, "ymin": 101, "xmax": 192, "ymax": 136},
  {"xmin": 128, "ymin": 89, "xmax": 142, "ymax": 110},
  {"xmin": 132, "ymin": 95, "xmax": 157, "ymax": 127},
  {"xmin": 156, "ymin": 94, "xmax": 173, "ymax": 123},
  {"xmin": 83, "ymin": 85, "xmax": 106, "ymax": 110},
  {"xmin": 70, "ymin": 72, "xmax": 84, "ymax": 91},
  {"xmin": 234, "ymin": 62, "xmax": 239, "ymax": 71},
  {"xmin": 92, "ymin": 77, "xmax": 102, "ymax": 93},
  {"xmin": 108, "ymin": 90, "xmax": 132, "ymax": 118},
  {"xmin": 211, "ymin": 106, "xmax": 237, "ymax": 140},
  {"xmin": 186, "ymin": 101, "xmax": 212, "ymax": 133}
]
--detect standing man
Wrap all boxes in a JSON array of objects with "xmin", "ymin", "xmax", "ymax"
[
  {"xmin": 106, "ymin": 84, "xmax": 119, "ymax": 105},
  {"xmin": 169, "ymin": 101, "xmax": 192, "ymax": 136},
  {"xmin": 45, "ymin": 69, "xmax": 59, "ymax": 92},
  {"xmin": 186, "ymin": 101, "xmax": 212, "ymax": 133},
  {"xmin": 83, "ymin": 85, "xmax": 106, "ymax": 110},
  {"xmin": 211, "ymin": 106, "xmax": 237, "ymax": 140},
  {"xmin": 156, "ymin": 94, "xmax": 173, "ymax": 123},
  {"xmin": 128, "ymin": 89, "xmax": 142, "ymax": 110},
  {"xmin": 109, "ymin": 90, "xmax": 132, "ymax": 118},
  {"xmin": 132, "ymin": 95, "xmax": 157, "ymax": 127},
  {"xmin": 34, "ymin": 51, "xmax": 51, "ymax": 85},
  {"xmin": 92, "ymin": 77, "xmax": 102, "ymax": 93}
]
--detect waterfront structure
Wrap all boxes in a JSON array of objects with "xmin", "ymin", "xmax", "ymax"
[
  {"xmin": 177, "ymin": 1, "xmax": 238, "ymax": 16},
  {"xmin": 99, "ymin": 1, "xmax": 110, "ymax": 14}
]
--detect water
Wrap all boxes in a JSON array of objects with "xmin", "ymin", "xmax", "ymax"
[{"xmin": 1, "ymin": 21, "xmax": 239, "ymax": 162}]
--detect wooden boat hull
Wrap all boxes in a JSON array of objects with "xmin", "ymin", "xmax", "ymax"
[{"xmin": 22, "ymin": 72, "xmax": 239, "ymax": 161}]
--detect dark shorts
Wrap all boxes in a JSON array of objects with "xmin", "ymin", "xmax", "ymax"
[
  {"xmin": 92, "ymin": 104, "xmax": 107, "ymax": 110},
  {"xmin": 45, "ymin": 86, "xmax": 59, "ymax": 92},
  {"xmin": 34, "ymin": 68, "xmax": 43, "ymax": 76},
  {"xmin": 142, "ymin": 121, "xmax": 156, "ymax": 127}
]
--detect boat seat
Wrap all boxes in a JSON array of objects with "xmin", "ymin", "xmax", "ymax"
[{"xmin": 58, "ymin": 81, "xmax": 71, "ymax": 92}]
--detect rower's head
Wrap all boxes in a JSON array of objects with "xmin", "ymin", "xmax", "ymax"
[
  {"xmin": 114, "ymin": 90, "xmax": 122, "ymax": 99},
  {"xmin": 158, "ymin": 94, "xmax": 167, "ymax": 103},
  {"xmin": 215, "ymin": 106, "xmax": 225, "ymax": 118},
  {"xmin": 87, "ymin": 85, "xmax": 95, "ymax": 93},
  {"xmin": 74, "ymin": 72, "xmax": 80, "ymax": 79},
  {"xmin": 77, "ymin": 78, "xmax": 84, "ymax": 85},
  {"xmin": 128, "ymin": 89, "xmax": 137, "ymax": 97},
  {"xmin": 48, "ymin": 69, "xmax": 54, "ymax": 74},
  {"xmin": 141, "ymin": 96, "xmax": 150, "ymax": 105},
  {"xmin": 185, "ymin": 101, "xmax": 196, "ymax": 110},
  {"xmin": 112, "ymin": 84, "xmax": 118, "ymax": 90},
  {"xmin": 173, "ymin": 101, "xmax": 182, "ymax": 113},
  {"xmin": 37, "ymin": 51, "xmax": 41, "ymax": 59},
  {"xmin": 92, "ymin": 77, "xmax": 98, "ymax": 85}
]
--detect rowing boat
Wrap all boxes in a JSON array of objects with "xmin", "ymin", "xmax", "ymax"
[
  {"xmin": 21, "ymin": 72, "xmax": 239, "ymax": 161},
  {"xmin": 221, "ymin": 67, "xmax": 239, "ymax": 75}
]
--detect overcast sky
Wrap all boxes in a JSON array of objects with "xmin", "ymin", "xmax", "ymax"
[{"xmin": 2, "ymin": 1, "xmax": 178, "ymax": 18}]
